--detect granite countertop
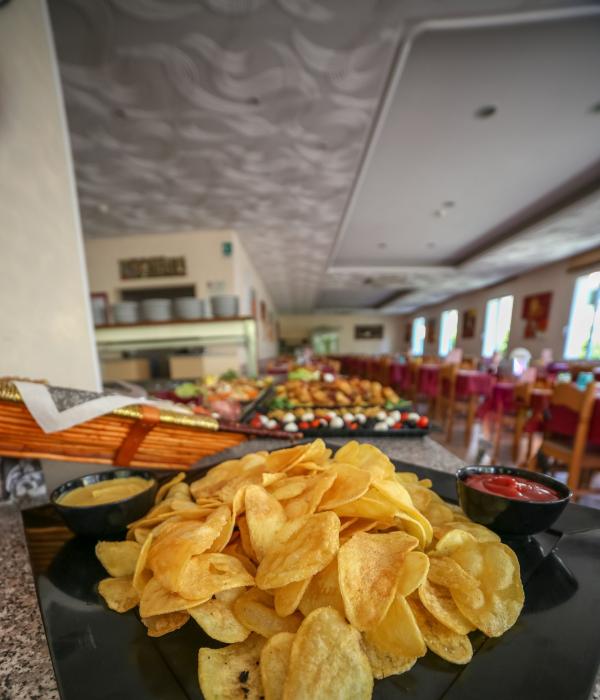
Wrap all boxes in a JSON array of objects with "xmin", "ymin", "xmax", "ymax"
[
  {"xmin": 2, "ymin": 436, "xmax": 598, "ymax": 699},
  {"xmin": 0, "ymin": 502, "xmax": 59, "ymax": 700},
  {"xmin": 194, "ymin": 435, "xmax": 466, "ymax": 475}
]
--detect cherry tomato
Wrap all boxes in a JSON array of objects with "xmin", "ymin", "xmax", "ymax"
[
  {"xmin": 350, "ymin": 423, "xmax": 358, "ymax": 430},
  {"xmin": 393, "ymin": 422, "xmax": 402, "ymax": 430},
  {"xmin": 401, "ymin": 412, "xmax": 409, "ymax": 421},
  {"xmin": 250, "ymin": 415, "xmax": 262, "ymax": 428},
  {"xmin": 417, "ymin": 416, "xmax": 429, "ymax": 428},
  {"xmin": 311, "ymin": 419, "xmax": 321, "ymax": 428},
  {"xmin": 299, "ymin": 421, "xmax": 309, "ymax": 430}
]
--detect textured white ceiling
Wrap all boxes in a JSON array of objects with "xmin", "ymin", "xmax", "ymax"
[
  {"xmin": 49, "ymin": 0, "xmax": 600, "ymax": 313},
  {"xmin": 324, "ymin": 189, "xmax": 600, "ymax": 314},
  {"xmin": 49, "ymin": 0, "xmax": 405, "ymax": 310}
]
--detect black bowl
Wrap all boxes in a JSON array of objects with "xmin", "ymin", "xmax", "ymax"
[
  {"xmin": 51, "ymin": 469, "xmax": 157, "ymax": 539},
  {"xmin": 456, "ymin": 466, "xmax": 571, "ymax": 537}
]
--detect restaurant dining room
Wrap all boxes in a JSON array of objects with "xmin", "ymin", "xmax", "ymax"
[{"xmin": 2, "ymin": 1, "xmax": 600, "ymax": 699}]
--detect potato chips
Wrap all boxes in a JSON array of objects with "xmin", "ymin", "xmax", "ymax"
[{"xmin": 96, "ymin": 439, "xmax": 524, "ymax": 699}]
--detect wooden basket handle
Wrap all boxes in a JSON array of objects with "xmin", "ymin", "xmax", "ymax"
[{"xmin": 114, "ymin": 405, "xmax": 161, "ymax": 467}]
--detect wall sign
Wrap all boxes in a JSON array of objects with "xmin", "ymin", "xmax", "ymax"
[
  {"xmin": 522, "ymin": 292, "xmax": 552, "ymax": 338},
  {"xmin": 119, "ymin": 256, "xmax": 186, "ymax": 280},
  {"xmin": 462, "ymin": 309, "xmax": 477, "ymax": 339},
  {"xmin": 355, "ymin": 324, "xmax": 384, "ymax": 340}
]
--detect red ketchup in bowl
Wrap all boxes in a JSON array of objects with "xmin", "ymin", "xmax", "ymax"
[{"xmin": 465, "ymin": 474, "xmax": 561, "ymax": 502}]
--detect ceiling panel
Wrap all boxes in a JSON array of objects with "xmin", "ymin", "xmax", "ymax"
[
  {"xmin": 332, "ymin": 15, "xmax": 600, "ymax": 269},
  {"xmin": 315, "ymin": 287, "xmax": 394, "ymax": 310}
]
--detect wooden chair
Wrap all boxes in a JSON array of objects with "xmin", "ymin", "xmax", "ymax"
[
  {"xmin": 407, "ymin": 359, "xmax": 422, "ymax": 402},
  {"xmin": 439, "ymin": 364, "xmax": 457, "ymax": 439},
  {"xmin": 442, "ymin": 364, "xmax": 477, "ymax": 447},
  {"xmin": 530, "ymin": 381, "xmax": 600, "ymax": 497},
  {"xmin": 489, "ymin": 380, "xmax": 533, "ymax": 465},
  {"xmin": 376, "ymin": 356, "xmax": 392, "ymax": 386}
]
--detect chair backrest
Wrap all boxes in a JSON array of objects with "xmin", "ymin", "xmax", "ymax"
[
  {"xmin": 550, "ymin": 381, "xmax": 596, "ymax": 420},
  {"xmin": 439, "ymin": 363, "xmax": 458, "ymax": 400},
  {"xmin": 514, "ymin": 380, "xmax": 533, "ymax": 407},
  {"xmin": 460, "ymin": 356, "xmax": 476, "ymax": 369}
]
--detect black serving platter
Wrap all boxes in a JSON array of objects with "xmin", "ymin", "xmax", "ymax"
[{"xmin": 22, "ymin": 451, "xmax": 600, "ymax": 700}]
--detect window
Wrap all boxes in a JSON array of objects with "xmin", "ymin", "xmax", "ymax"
[
  {"xmin": 439, "ymin": 309, "xmax": 458, "ymax": 357},
  {"xmin": 564, "ymin": 271, "xmax": 600, "ymax": 359},
  {"xmin": 482, "ymin": 295, "xmax": 514, "ymax": 357},
  {"xmin": 411, "ymin": 316, "xmax": 426, "ymax": 356}
]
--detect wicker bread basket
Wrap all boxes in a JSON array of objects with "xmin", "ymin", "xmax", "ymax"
[{"xmin": 0, "ymin": 381, "xmax": 246, "ymax": 470}]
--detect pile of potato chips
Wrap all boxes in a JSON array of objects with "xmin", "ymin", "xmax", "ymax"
[{"xmin": 96, "ymin": 440, "xmax": 524, "ymax": 699}]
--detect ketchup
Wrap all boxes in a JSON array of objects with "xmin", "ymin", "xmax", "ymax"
[{"xmin": 465, "ymin": 474, "xmax": 561, "ymax": 502}]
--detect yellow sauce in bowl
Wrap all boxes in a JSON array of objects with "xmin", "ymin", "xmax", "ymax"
[{"xmin": 58, "ymin": 476, "xmax": 154, "ymax": 507}]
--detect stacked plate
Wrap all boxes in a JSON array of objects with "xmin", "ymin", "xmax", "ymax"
[
  {"xmin": 113, "ymin": 301, "xmax": 139, "ymax": 325},
  {"xmin": 141, "ymin": 299, "xmax": 172, "ymax": 322},
  {"xmin": 173, "ymin": 297, "xmax": 206, "ymax": 320},
  {"xmin": 210, "ymin": 294, "xmax": 239, "ymax": 318}
]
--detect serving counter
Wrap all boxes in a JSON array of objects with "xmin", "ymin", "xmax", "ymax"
[{"xmin": 95, "ymin": 317, "xmax": 258, "ymax": 377}]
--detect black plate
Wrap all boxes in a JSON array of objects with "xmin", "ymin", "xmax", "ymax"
[
  {"xmin": 22, "ymin": 458, "xmax": 600, "ymax": 700},
  {"xmin": 300, "ymin": 426, "xmax": 429, "ymax": 438}
]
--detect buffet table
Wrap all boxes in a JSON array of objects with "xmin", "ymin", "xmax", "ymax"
[{"xmin": 95, "ymin": 317, "xmax": 258, "ymax": 377}]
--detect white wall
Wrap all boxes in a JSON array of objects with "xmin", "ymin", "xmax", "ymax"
[
  {"xmin": 233, "ymin": 238, "xmax": 278, "ymax": 359},
  {"xmin": 85, "ymin": 230, "xmax": 278, "ymax": 361},
  {"xmin": 85, "ymin": 230, "xmax": 236, "ymax": 304},
  {"xmin": 401, "ymin": 254, "xmax": 597, "ymax": 360},
  {"xmin": 279, "ymin": 314, "xmax": 403, "ymax": 355},
  {"xmin": 0, "ymin": 0, "xmax": 100, "ymax": 390}
]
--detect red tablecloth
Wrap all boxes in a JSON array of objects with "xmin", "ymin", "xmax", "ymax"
[
  {"xmin": 530, "ymin": 388, "xmax": 552, "ymax": 413},
  {"xmin": 418, "ymin": 365, "xmax": 440, "ymax": 397},
  {"xmin": 543, "ymin": 398, "xmax": 600, "ymax": 446},
  {"xmin": 516, "ymin": 387, "xmax": 600, "ymax": 446},
  {"xmin": 390, "ymin": 363, "xmax": 410, "ymax": 391},
  {"xmin": 455, "ymin": 370, "xmax": 493, "ymax": 398},
  {"xmin": 477, "ymin": 381, "xmax": 515, "ymax": 418}
]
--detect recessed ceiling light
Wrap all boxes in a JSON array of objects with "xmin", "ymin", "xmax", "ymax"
[
  {"xmin": 378, "ymin": 242, "xmax": 387, "ymax": 249},
  {"xmin": 475, "ymin": 105, "xmax": 497, "ymax": 119},
  {"xmin": 427, "ymin": 241, "xmax": 436, "ymax": 249}
]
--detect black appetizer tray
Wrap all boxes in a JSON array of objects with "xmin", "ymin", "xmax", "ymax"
[
  {"xmin": 298, "ymin": 426, "xmax": 429, "ymax": 438},
  {"xmin": 21, "ymin": 451, "xmax": 600, "ymax": 700}
]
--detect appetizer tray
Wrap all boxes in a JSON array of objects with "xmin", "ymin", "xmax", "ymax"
[
  {"xmin": 22, "ymin": 453, "xmax": 600, "ymax": 700},
  {"xmin": 246, "ymin": 390, "xmax": 429, "ymax": 437}
]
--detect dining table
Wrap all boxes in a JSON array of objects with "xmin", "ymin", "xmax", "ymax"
[
  {"xmin": 417, "ymin": 363, "xmax": 441, "ymax": 397},
  {"xmin": 389, "ymin": 361, "xmax": 410, "ymax": 391}
]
